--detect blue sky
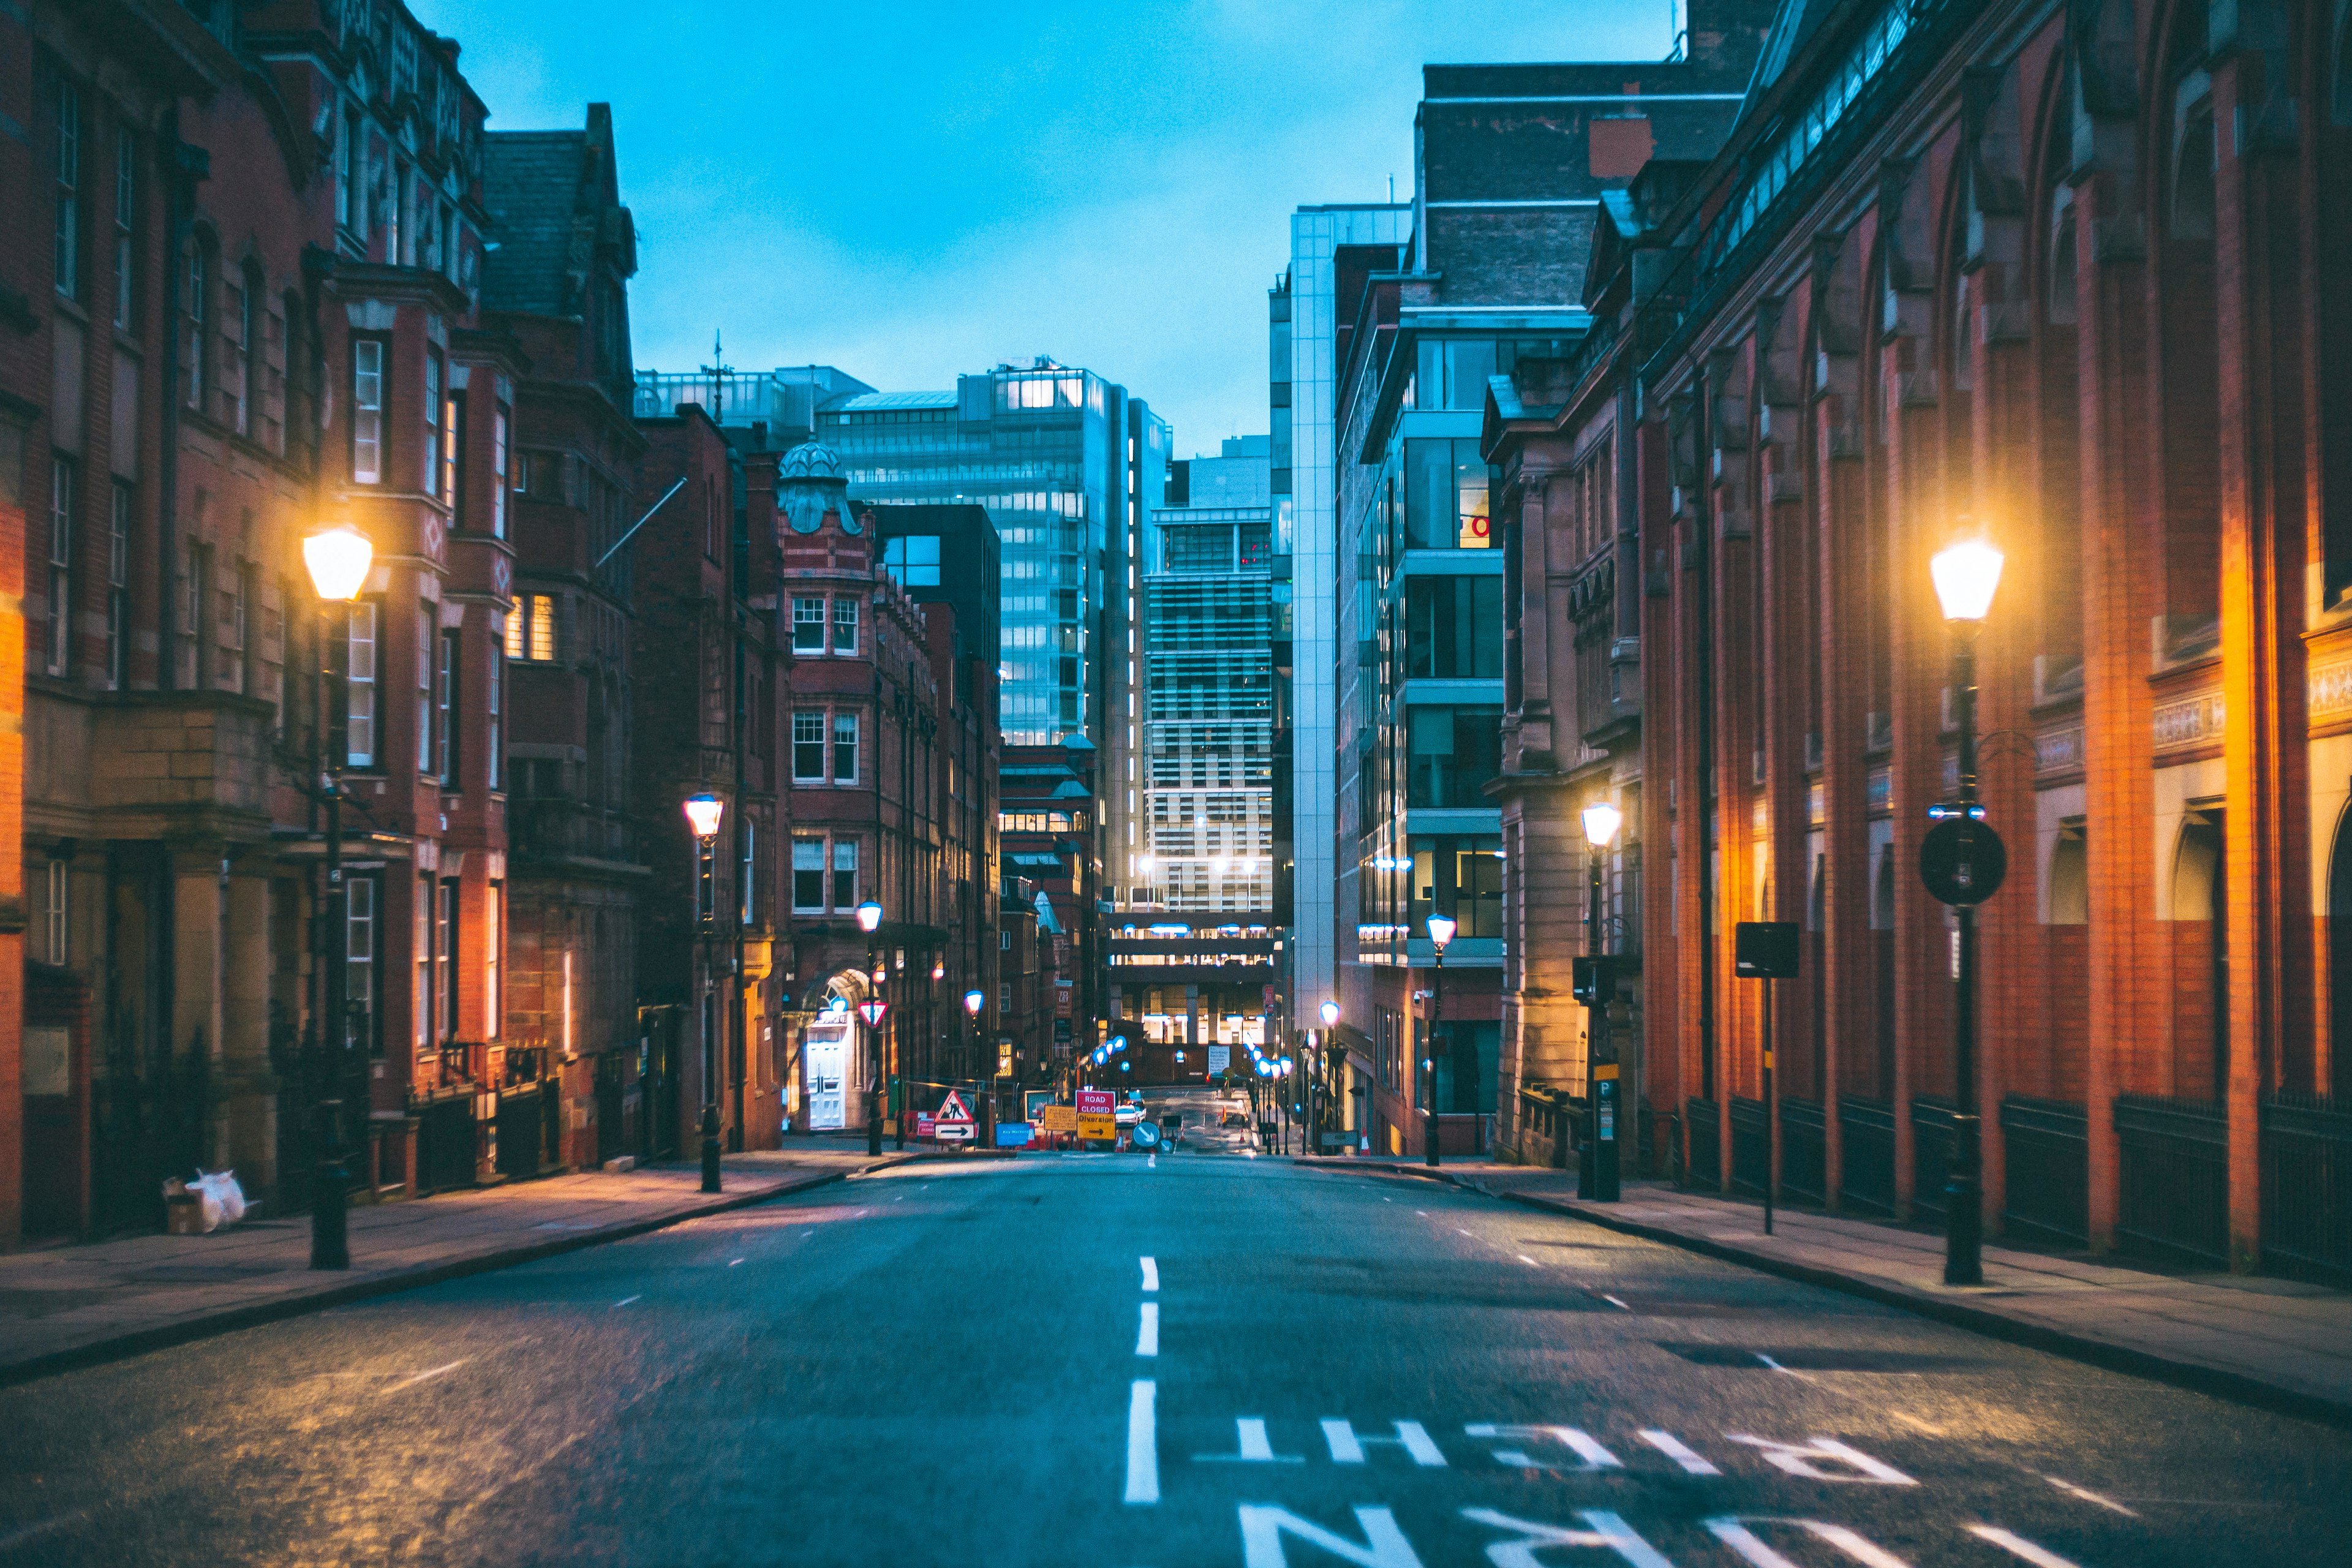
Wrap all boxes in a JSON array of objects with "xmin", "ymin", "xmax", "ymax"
[{"xmin": 415, "ymin": 2, "xmax": 1672, "ymax": 455}]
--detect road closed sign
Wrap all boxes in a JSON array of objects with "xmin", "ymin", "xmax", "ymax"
[{"xmin": 1077, "ymin": 1088, "xmax": 1114, "ymax": 1117}]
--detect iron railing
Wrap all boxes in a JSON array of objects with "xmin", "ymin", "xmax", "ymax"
[
  {"xmin": 1781, "ymin": 1096, "xmax": 1828, "ymax": 1205},
  {"xmin": 1910, "ymin": 1098, "xmax": 1958, "ymax": 1224},
  {"xmin": 2115, "ymin": 1095, "xmax": 2229, "ymax": 1268},
  {"xmin": 1729, "ymin": 1096, "xmax": 1769, "ymax": 1196},
  {"xmin": 2001, "ymin": 1096, "xmax": 2089, "ymax": 1247},
  {"xmin": 2260, "ymin": 1093, "xmax": 2352, "ymax": 1285},
  {"xmin": 1838, "ymin": 1097, "xmax": 1898, "ymax": 1215},
  {"xmin": 1687, "ymin": 1096, "xmax": 1721, "ymax": 1186}
]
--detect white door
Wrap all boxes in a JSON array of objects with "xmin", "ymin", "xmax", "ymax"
[{"xmin": 806, "ymin": 1016, "xmax": 850, "ymax": 1131}]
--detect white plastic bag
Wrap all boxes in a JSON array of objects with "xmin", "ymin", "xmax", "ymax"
[{"xmin": 189, "ymin": 1169, "xmax": 248, "ymax": 1231}]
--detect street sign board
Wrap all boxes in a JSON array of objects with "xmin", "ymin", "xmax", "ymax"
[
  {"xmin": 1131, "ymin": 1121, "xmax": 1161, "ymax": 1151},
  {"xmin": 936, "ymin": 1089, "xmax": 975, "ymax": 1125},
  {"xmin": 1733, "ymin": 921, "xmax": 1801, "ymax": 979},
  {"xmin": 915, "ymin": 1114, "xmax": 937, "ymax": 1139},
  {"xmin": 995, "ymin": 1121, "xmax": 1032, "ymax": 1147},
  {"xmin": 1077, "ymin": 1088, "xmax": 1114, "ymax": 1117},
  {"xmin": 1920, "ymin": 818, "xmax": 2007, "ymax": 906},
  {"xmin": 1038, "ymin": 1104, "xmax": 1077, "ymax": 1133},
  {"xmin": 935, "ymin": 1121, "xmax": 974, "ymax": 1142},
  {"xmin": 1077, "ymin": 1114, "xmax": 1117, "ymax": 1142},
  {"xmin": 1207, "ymin": 1044, "xmax": 1231, "ymax": 1074},
  {"xmin": 1570, "ymin": 956, "xmax": 1615, "ymax": 1005}
]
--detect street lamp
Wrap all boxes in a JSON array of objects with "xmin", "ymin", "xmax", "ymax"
[
  {"xmin": 1425, "ymin": 913, "xmax": 1456, "ymax": 1168},
  {"xmin": 303, "ymin": 522, "xmax": 371, "ymax": 1270},
  {"xmin": 684, "ymin": 793, "xmax": 726, "ymax": 1193},
  {"xmin": 856, "ymin": 900, "xmax": 886, "ymax": 1153},
  {"xmin": 1580, "ymin": 799, "xmax": 1624, "ymax": 1200},
  {"xmin": 1929, "ymin": 533, "xmax": 2005, "ymax": 1286}
]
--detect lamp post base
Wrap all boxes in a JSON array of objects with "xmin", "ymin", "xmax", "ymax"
[
  {"xmin": 700, "ymin": 1106, "xmax": 722, "ymax": 1194},
  {"xmin": 1943, "ymin": 1115, "xmax": 1983, "ymax": 1285},
  {"xmin": 309, "ymin": 1099, "xmax": 349, "ymax": 1270}
]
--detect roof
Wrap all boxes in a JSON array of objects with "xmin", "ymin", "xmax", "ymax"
[
  {"xmin": 481, "ymin": 130, "xmax": 587, "ymax": 316},
  {"xmin": 840, "ymin": 390, "xmax": 957, "ymax": 411}
]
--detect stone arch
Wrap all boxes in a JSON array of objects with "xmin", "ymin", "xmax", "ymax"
[
  {"xmin": 2169, "ymin": 811, "xmax": 2228, "ymax": 1099},
  {"xmin": 2048, "ymin": 830, "xmax": 2090, "ymax": 924}
]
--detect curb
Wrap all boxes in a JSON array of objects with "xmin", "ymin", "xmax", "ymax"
[
  {"xmin": 0, "ymin": 1154, "xmax": 924, "ymax": 1389},
  {"xmin": 1301, "ymin": 1159, "xmax": 2352, "ymax": 1431}
]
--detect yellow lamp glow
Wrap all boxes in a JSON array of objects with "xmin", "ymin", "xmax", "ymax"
[
  {"xmin": 1931, "ymin": 537, "xmax": 2005, "ymax": 623},
  {"xmin": 681, "ymin": 793, "xmax": 725, "ymax": 840},
  {"xmin": 1581, "ymin": 800, "xmax": 1624, "ymax": 849},
  {"xmin": 303, "ymin": 524, "xmax": 374, "ymax": 601}
]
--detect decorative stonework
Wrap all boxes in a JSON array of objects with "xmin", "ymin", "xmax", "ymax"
[{"xmin": 2152, "ymin": 690, "xmax": 2223, "ymax": 752}]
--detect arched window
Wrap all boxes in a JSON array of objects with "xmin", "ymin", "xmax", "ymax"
[
  {"xmin": 2155, "ymin": 0, "xmax": 2221, "ymax": 660},
  {"xmin": 182, "ymin": 233, "xmax": 213, "ymax": 412},
  {"xmin": 2170, "ymin": 812, "xmax": 2226, "ymax": 1100},
  {"xmin": 2047, "ymin": 830, "xmax": 2089, "ymax": 924}
]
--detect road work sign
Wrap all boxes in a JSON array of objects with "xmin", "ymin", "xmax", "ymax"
[
  {"xmin": 1038, "ymin": 1104, "xmax": 1078, "ymax": 1133},
  {"xmin": 1078, "ymin": 1114, "xmax": 1118, "ymax": 1142}
]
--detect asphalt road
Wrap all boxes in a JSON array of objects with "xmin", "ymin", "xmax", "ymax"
[{"xmin": 0, "ymin": 1153, "xmax": 2345, "ymax": 1566}]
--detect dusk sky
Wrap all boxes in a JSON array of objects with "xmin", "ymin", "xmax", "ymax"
[{"xmin": 413, "ymin": 1, "xmax": 1672, "ymax": 454}]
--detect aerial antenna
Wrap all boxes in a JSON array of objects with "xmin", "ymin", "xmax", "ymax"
[
  {"xmin": 700, "ymin": 330, "xmax": 734, "ymax": 422},
  {"xmin": 1389, "ymin": 174, "xmax": 1396, "ymax": 202}
]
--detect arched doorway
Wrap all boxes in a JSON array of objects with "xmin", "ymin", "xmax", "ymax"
[
  {"xmin": 2330, "ymin": 804, "xmax": 2352, "ymax": 1100},
  {"xmin": 2171, "ymin": 813, "xmax": 2226, "ymax": 1101}
]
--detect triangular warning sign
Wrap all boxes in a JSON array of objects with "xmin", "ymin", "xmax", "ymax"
[{"xmin": 936, "ymin": 1090, "xmax": 974, "ymax": 1123}]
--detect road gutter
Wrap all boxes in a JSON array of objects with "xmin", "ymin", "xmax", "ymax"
[
  {"xmin": 0, "ymin": 1153, "xmax": 929, "ymax": 1389},
  {"xmin": 1296, "ymin": 1158, "xmax": 2352, "ymax": 1431}
]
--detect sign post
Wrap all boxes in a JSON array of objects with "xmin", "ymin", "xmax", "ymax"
[{"xmin": 1733, "ymin": 921, "xmax": 1800, "ymax": 1235}]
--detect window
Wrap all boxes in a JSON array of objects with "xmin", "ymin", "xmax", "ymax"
[
  {"xmin": 1413, "ymin": 338, "xmax": 1498, "ymax": 412},
  {"xmin": 183, "ymin": 242, "xmax": 207, "ymax": 409},
  {"xmin": 105, "ymin": 482, "xmax": 129, "ymax": 687},
  {"xmin": 793, "ymin": 597, "xmax": 826, "ymax": 652},
  {"xmin": 46, "ymin": 456, "xmax": 72, "ymax": 676},
  {"xmin": 416, "ymin": 601, "xmax": 433, "ymax": 773},
  {"xmin": 386, "ymin": 156, "xmax": 405, "ymax": 265},
  {"xmin": 232, "ymin": 265, "xmax": 255, "ymax": 436},
  {"xmin": 486, "ymin": 643, "xmax": 503, "ymax": 791},
  {"xmin": 228, "ymin": 564, "xmax": 251, "ymax": 693},
  {"xmin": 882, "ymin": 535, "xmax": 941, "ymax": 587},
  {"xmin": 422, "ymin": 350, "xmax": 442, "ymax": 496},
  {"xmin": 832, "ymin": 712, "xmax": 858, "ymax": 783},
  {"xmin": 740, "ymin": 818, "xmax": 756, "ymax": 925},
  {"xmin": 489, "ymin": 405, "xmax": 509, "ymax": 537},
  {"xmin": 832, "ymin": 597, "xmax": 859, "ymax": 654},
  {"xmin": 793, "ymin": 839, "xmax": 826, "ymax": 912},
  {"xmin": 793, "ymin": 712, "xmax": 826, "ymax": 782},
  {"xmin": 999, "ymin": 983, "xmax": 1012, "ymax": 1014},
  {"xmin": 442, "ymin": 387, "xmax": 464, "ymax": 523},
  {"xmin": 347, "ymin": 875, "xmax": 377, "ymax": 1054},
  {"xmin": 437, "ymin": 628, "xmax": 460, "ymax": 786},
  {"xmin": 1409, "ymin": 834, "xmax": 1504, "ymax": 939},
  {"xmin": 1406, "ymin": 576, "xmax": 1503, "ymax": 679},
  {"xmin": 53, "ymin": 79, "xmax": 78, "ymax": 301},
  {"xmin": 1403, "ymin": 438, "xmax": 1491, "ymax": 549},
  {"xmin": 483, "ymin": 883, "xmax": 502, "ymax": 1038},
  {"xmin": 1406, "ymin": 706, "xmax": 1502, "ymax": 808},
  {"xmin": 435, "ymin": 879, "xmax": 458, "ymax": 1041},
  {"xmin": 505, "ymin": 594, "xmax": 556, "ymax": 662},
  {"xmin": 413, "ymin": 876, "xmax": 431, "ymax": 1052},
  {"xmin": 113, "ymin": 129, "xmax": 134, "ymax": 328},
  {"xmin": 42, "ymin": 859, "xmax": 67, "ymax": 966},
  {"xmin": 351, "ymin": 337, "xmax": 383, "ymax": 483},
  {"xmin": 831, "ymin": 839, "xmax": 858, "ymax": 910},
  {"xmin": 337, "ymin": 106, "xmax": 358, "ymax": 232},
  {"xmin": 345, "ymin": 602, "xmax": 377, "ymax": 766}
]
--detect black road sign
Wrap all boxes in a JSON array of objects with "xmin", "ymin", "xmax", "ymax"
[
  {"xmin": 1733, "ymin": 921, "xmax": 1801, "ymax": 979},
  {"xmin": 1920, "ymin": 818, "xmax": 2007, "ymax": 906},
  {"xmin": 1571, "ymin": 956, "xmax": 1616, "ymax": 1005}
]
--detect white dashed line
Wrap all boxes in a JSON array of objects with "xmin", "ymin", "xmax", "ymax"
[
  {"xmin": 728, "ymin": 1257, "xmax": 745, "ymax": 1267},
  {"xmin": 1136, "ymin": 1302, "xmax": 1160, "ymax": 1357},
  {"xmin": 383, "ymin": 1359, "xmax": 469, "ymax": 1393},
  {"xmin": 1125, "ymin": 1380, "xmax": 1159, "ymax": 1504},
  {"xmin": 2041, "ymin": 1475, "xmax": 2137, "ymax": 1517},
  {"xmin": 1754, "ymin": 1352, "xmax": 1814, "ymax": 1382},
  {"xmin": 1638, "ymin": 1428, "xmax": 1720, "ymax": 1475},
  {"xmin": 611, "ymin": 1295, "xmax": 641, "ymax": 1308},
  {"xmin": 1517, "ymin": 1254, "xmax": 1542, "ymax": 1267},
  {"xmin": 1140, "ymin": 1256, "xmax": 1159, "ymax": 1291},
  {"xmin": 0, "ymin": 1512, "xmax": 85, "ymax": 1554},
  {"xmin": 1602, "ymin": 1294, "xmax": 1632, "ymax": 1311},
  {"xmin": 1968, "ymin": 1525, "xmax": 2085, "ymax": 1566}
]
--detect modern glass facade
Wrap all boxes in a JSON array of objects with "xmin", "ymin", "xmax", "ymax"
[{"xmin": 1275, "ymin": 204, "xmax": 1412, "ymax": 1024}]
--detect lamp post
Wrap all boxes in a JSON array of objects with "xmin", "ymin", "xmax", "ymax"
[
  {"xmin": 856, "ymin": 899, "xmax": 885, "ymax": 1154},
  {"xmin": 684, "ymin": 793, "xmax": 726, "ymax": 1193},
  {"xmin": 1319, "ymin": 1001, "xmax": 1340, "ymax": 1157},
  {"xmin": 965, "ymin": 986, "xmax": 985, "ymax": 1120},
  {"xmin": 302, "ymin": 523, "xmax": 371, "ymax": 1270},
  {"xmin": 1425, "ymin": 913, "xmax": 1456, "ymax": 1167},
  {"xmin": 1580, "ymin": 800, "xmax": 1624, "ymax": 1201},
  {"xmin": 1928, "ymin": 535, "xmax": 2005, "ymax": 1286}
]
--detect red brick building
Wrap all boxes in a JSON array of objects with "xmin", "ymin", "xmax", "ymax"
[{"xmin": 1486, "ymin": 0, "xmax": 2352, "ymax": 1275}]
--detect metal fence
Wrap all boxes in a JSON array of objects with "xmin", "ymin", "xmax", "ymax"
[
  {"xmin": 2115, "ymin": 1095, "xmax": 2229, "ymax": 1267},
  {"xmin": 1729, "ymin": 1096, "xmax": 1769, "ymax": 1196},
  {"xmin": 1781, "ymin": 1097, "xmax": 1827, "ymax": 1205},
  {"xmin": 1838, "ymin": 1097, "xmax": 1897, "ymax": 1215},
  {"xmin": 2001, "ymin": 1096, "xmax": 2089, "ymax": 1246},
  {"xmin": 1686, "ymin": 1096, "xmax": 1721, "ymax": 1187},
  {"xmin": 1910, "ymin": 1098, "xmax": 1958, "ymax": 1224},
  {"xmin": 2260, "ymin": 1093, "xmax": 2352, "ymax": 1285},
  {"xmin": 415, "ymin": 1096, "xmax": 478, "ymax": 1194}
]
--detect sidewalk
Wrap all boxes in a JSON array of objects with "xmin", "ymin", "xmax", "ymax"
[
  {"xmin": 0, "ymin": 1138, "xmax": 922, "ymax": 1385},
  {"xmin": 1308, "ymin": 1157, "xmax": 2352, "ymax": 1426}
]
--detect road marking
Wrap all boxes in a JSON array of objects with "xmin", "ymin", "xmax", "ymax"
[
  {"xmin": 1602, "ymin": 1294, "xmax": 1632, "ymax": 1311},
  {"xmin": 1321, "ymin": 1418, "xmax": 1446, "ymax": 1466},
  {"xmin": 1196, "ymin": 1417, "xmax": 1307, "ymax": 1463},
  {"xmin": 1727, "ymin": 1434, "xmax": 1915, "ymax": 1485},
  {"xmin": 1754, "ymin": 1352, "xmax": 1814, "ymax": 1381},
  {"xmin": 1148, "ymin": 1154, "xmax": 1157, "ymax": 1167},
  {"xmin": 1415, "ymin": 1210, "xmax": 1428, "ymax": 1217},
  {"xmin": 0, "ymin": 1512, "xmax": 86, "ymax": 1555},
  {"xmin": 1637, "ymin": 1429, "xmax": 1720, "ymax": 1475},
  {"xmin": 1125, "ymin": 1380, "xmax": 1158, "ymax": 1505},
  {"xmin": 2041, "ymin": 1475, "xmax": 2136, "ymax": 1516},
  {"xmin": 1238, "ymin": 1505, "xmax": 1419, "ymax": 1568},
  {"xmin": 383, "ymin": 1359, "xmax": 469, "ymax": 1393},
  {"xmin": 1517, "ymin": 1254, "xmax": 1542, "ymax": 1267},
  {"xmin": 1141, "ymin": 1256, "xmax": 1159, "ymax": 1291},
  {"xmin": 728, "ymin": 1257, "xmax": 745, "ymax": 1267},
  {"xmin": 1463, "ymin": 1507, "xmax": 1672, "ymax": 1568},
  {"xmin": 611, "ymin": 1295, "xmax": 641, "ymax": 1308},
  {"xmin": 1137, "ymin": 1302, "xmax": 1160, "ymax": 1356},
  {"xmin": 1456, "ymin": 1228, "xmax": 1473, "ymax": 1237},
  {"xmin": 1466, "ymin": 1424, "xmax": 1621, "ymax": 1472},
  {"xmin": 1706, "ymin": 1517, "xmax": 1911, "ymax": 1568},
  {"xmin": 1968, "ymin": 1526, "xmax": 2083, "ymax": 1567},
  {"xmin": 1891, "ymin": 1412, "xmax": 1944, "ymax": 1436}
]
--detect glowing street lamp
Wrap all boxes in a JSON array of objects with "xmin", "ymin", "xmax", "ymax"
[
  {"xmin": 856, "ymin": 899, "xmax": 884, "ymax": 934},
  {"xmin": 681, "ymin": 792, "xmax": 728, "ymax": 1193},
  {"xmin": 1320, "ymin": 1001, "xmax": 1340, "ymax": 1029},
  {"xmin": 1580, "ymin": 797, "xmax": 1624, "ymax": 1200},
  {"xmin": 682, "ymin": 793, "xmax": 725, "ymax": 841},
  {"xmin": 856, "ymin": 900, "xmax": 888, "ymax": 1153},
  {"xmin": 301, "ymin": 522, "xmax": 375, "ymax": 1272},
  {"xmin": 1425, "ymin": 913, "xmax": 1457, "ymax": 1168}
]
